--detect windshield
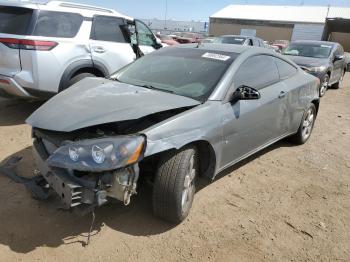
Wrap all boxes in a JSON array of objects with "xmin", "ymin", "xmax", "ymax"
[
  {"xmin": 111, "ymin": 48, "xmax": 237, "ymax": 102},
  {"xmin": 283, "ymin": 43, "xmax": 333, "ymax": 58},
  {"xmin": 214, "ymin": 36, "xmax": 246, "ymax": 45}
]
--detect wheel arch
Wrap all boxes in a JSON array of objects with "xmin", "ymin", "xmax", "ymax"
[
  {"xmin": 311, "ymin": 98, "xmax": 320, "ymax": 115},
  {"xmin": 143, "ymin": 139, "xmax": 217, "ymax": 181},
  {"xmin": 58, "ymin": 60, "xmax": 109, "ymax": 92}
]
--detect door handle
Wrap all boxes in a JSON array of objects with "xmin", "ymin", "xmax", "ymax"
[
  {"xmin": 93, "ymin": 46, "xmax": 106, "ymax": 53},
  {"xmin": 278, "ymin": 91, "xmax": 287, "ymax": 99}
]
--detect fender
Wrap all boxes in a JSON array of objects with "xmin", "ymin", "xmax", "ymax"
[{"xmin": 59, "ymin": 60, "xmax": 109, "ymax": 92}]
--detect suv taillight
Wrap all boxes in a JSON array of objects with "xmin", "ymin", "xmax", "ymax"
[{"xmin": 0, "ymin": 38, "xmax": 58, "ymax": 51}]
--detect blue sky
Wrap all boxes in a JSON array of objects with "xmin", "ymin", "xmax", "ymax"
[{"xmin": 69, "ymin": 0, "xmax": 350, "ymax": 21}]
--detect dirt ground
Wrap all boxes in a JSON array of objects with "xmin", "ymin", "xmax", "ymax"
[{"xmin": 0, "ymin": 75, "xmax": 349, "ymax": 262}]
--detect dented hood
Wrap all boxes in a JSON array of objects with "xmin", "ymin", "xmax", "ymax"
[{"xmin": 26, "ymin": 78, "xmax": 200, "ymax": 132}]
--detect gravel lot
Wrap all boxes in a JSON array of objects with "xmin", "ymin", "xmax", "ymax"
[{"xmin": 0, "ymin": 75, "xmax": 349, "ymax": 262}]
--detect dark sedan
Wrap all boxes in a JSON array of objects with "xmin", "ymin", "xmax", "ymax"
[{"xmin": 283, "ymin": 41, "xmax": 346, "ymax": 97}]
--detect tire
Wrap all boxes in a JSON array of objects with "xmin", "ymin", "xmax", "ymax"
[
  {"xmin": 153, "ymin": 147, "xmax": 197, "ymax": 223},
  {"xmin": 319, "ymin": 74, "xmax": 329, "ymax": 97},
  {"xmin": 332, "ymin": 71, "xmax": 345, "ymax": 89},
  {"xmin": 289, "ymin": 104, "xmax": 317, "ymax": 145},
  {"xmin": 65, "ymin": 73, "xmax": 96, "ymax": 91}
]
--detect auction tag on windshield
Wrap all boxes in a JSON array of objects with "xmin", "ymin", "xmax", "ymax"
[{"xmin": 202, "ymin": 52, "xmax": 231, "ymax": 61}]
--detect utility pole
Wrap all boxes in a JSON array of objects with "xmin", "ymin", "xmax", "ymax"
[{"xmin": 164, "ymin": 0, "xmax": 168, "ymax": 28}]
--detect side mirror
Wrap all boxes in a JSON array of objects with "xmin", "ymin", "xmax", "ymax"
[
  {"xmin": 153, "ymin": 37, "xmax": 163, "ymax": 49},
  {"xmin": 230, "ymin": 85, "xmax": 261, "ymax": 103},
  {"xmin": 334, "ymin": 55, "xmax": 344, "ymax": 62}
]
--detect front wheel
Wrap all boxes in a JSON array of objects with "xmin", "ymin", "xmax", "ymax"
[
  {"xmin": 289, "ymin": 104, "xmax": 317, "ymax": 145},
  {"xmin": 152, "ymin": 147, "xmax": 197, "ymax": 223}
]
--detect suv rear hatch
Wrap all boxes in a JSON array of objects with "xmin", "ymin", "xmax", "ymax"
[{"xmin": 0, "ymin": 6, "xmax": 34, "ymax": 77}]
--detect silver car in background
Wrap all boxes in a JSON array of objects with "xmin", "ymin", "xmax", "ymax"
[
  {"xmin": 0, "ymin": 1, "xmax": 161, "ymax": 99},
  {"xmin": 27, "ymin": 44, "xmax": 320, "ymax": 223}
]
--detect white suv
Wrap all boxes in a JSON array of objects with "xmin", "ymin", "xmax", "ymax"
[{"xmin": 0, "ymin": 0, "xmax": 162, "ymax": 99}]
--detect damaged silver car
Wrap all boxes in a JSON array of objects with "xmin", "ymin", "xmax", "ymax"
[{"xmin": 26, "ymin": 44, "xmax": 320, "ymax": 223}]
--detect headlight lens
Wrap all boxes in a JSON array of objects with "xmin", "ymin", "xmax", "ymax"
[
  {"xmin": 308, "ymin": 65, "xmax": 327, "ymax": 73},
  {"xmin": 47, "ymin": 136, "xmax": 145, "ymax": 172}
]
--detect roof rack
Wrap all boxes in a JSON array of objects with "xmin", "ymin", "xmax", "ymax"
[{"xmin": 47, "ymin": 1, "xmax": 115, "ymax": 14}]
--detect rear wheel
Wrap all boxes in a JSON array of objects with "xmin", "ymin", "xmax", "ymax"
[
  {"xmin": 332, "ymin": 71, "xmax": 345, "ymax": 89},
  {"xmin": 68, "ymin": 73, "xmax": 96, "ymax": 87},
  {"xmin": 319, "ymin": 74, "xmax": 329, "ymax": 97},
  {"xmin": 152, "ymin": 147, "xmax": 197, "ymax": 223},
  {"xmin": 289, "ymin": 104, "xmax": 316, "ymax": 145}
]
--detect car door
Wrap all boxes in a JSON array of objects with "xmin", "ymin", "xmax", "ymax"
[
  {"xmin": 134, "ymin": 19, "xmax": 159, "ymax": 55},
  {"xmin": 330, "ymin": 45, "xmax": 345, "ymax": 83},
  {"xmin": 89, "ymin": 15, "xmax": 136, "ymax": 75},
  {"xmin": 220, "ymin": 55, "xmax": 287, "ymax": 168}
]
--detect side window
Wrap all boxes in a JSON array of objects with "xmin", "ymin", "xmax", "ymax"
[
  {"xmin": 135, "ymin": 20, "xmax": 156, "ymax": 46},
  {"xmin": 33, "ymin": 11, "xmax": 83, "ymax": 38},
  {"xmin": 90, "ymin": 16, "xmax": 127, "ymax": 43},
  {"xmin": 275, "ymin": 58, "xmax": 298, "ymax": 80},
  {"xmin": 234, "ymin": 55, "xmax": 280, "ymax": 90}
]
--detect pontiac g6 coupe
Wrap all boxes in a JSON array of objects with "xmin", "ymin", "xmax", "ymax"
[{"xmin": 27, "ymin": 44, "xmax": 320, "ymax": 223}]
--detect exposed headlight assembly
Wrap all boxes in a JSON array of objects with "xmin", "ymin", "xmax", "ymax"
[{"xmin": 47, "ymin": 136, "xmax": 145, "ymax": 172}]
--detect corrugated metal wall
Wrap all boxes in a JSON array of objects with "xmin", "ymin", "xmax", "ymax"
[{"xmin": 291, "ymin": 24, "xmax": 325, "ymax": 41}]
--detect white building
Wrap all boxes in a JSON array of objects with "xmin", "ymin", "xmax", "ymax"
[{"xmin": 210, "ymin": 5, "xmax": 350, "ymax": 51}]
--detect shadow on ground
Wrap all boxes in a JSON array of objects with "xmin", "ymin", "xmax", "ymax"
[
  {"xmin": 0, "ymin": 139, "xmax": 294, "ymax": 253},
  {"xmin": 0, "ymin": 99, "xmax": 43, "ymax": 126}
]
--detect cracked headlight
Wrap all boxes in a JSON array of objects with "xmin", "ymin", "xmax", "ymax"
[
  {"xmin": 307, "ymin": 65, "xmax": 327, "ymax": 73},
  {"xmin": 47, "ymin": 136, "xmax": 145, "ymax": 172}
]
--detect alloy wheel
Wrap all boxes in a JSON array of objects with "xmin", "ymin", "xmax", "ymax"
[
  {"xmin": 181, "ymin": 155, "xmax": 196, "ymax": 214},
  {"xmin": 302, "ymin": 108, "xmax": 315, "ymax": 140}
]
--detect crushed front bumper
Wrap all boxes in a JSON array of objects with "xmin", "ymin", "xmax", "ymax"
[
  {"xmin": 33, "ymin": 139, "xmax": 139, "ymax": 211},
  {"xmin": 0, "ymin": 75, "xmax": 32, "ymax": 98}
]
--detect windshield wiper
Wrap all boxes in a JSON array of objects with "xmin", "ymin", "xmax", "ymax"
[{"xmin": 140, "ymin": 84, "xmax": 175, "ymax": 94}]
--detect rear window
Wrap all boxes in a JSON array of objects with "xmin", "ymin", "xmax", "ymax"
[
  {"xmin": 32, "ymin": 11, "xmax": 83, "ymax": 38},
  {"xmin": 274, "ymin": 58, "xmax": 297, "ymax": 80},
  {"xmin": 0, "ymin": 6, "xmax": 33, "ymax": 35}
]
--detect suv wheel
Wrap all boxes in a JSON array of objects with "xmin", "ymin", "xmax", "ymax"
[
  {"xmin": 153, "ymin": 147, "xmax": 197, "ymax": 223},
  {"xmin": 66, "ymin": 73, "xmax": 96, "ymax": 90},
  {"xmin": 332, "ymin": 71, "xmax": 345, "ymax": 89},
  {"xmin": 319, "ymin": 74, "xmax": 329, "ymax": 97},
  {"xmin": 289, "ymin": 104, "xmax": 316, "ymax": 145}
]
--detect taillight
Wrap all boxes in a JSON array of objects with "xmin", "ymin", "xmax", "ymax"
[{"xmin": 0, "ymin": 38, "xmax": 58, "ymax": 51}]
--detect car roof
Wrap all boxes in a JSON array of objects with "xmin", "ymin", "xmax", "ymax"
[
  {"xmin": 292, "ymin": 40, "xmax": 337, "ymax": 47},
  {"xmin": 220, "ymin": 35, "xmax": 249, "ymax": 38},
  {"xmin": 0, "ymin": 0, "xmax": 133, "ymax": 20},
  {"xmin": 172, "ymin": 43, "xmax": 272, "ymax": 54}
]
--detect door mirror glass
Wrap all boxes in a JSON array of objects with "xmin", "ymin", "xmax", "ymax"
[{"xmin": 230, "ymin": 85, "xmax": 261, "ymax": 103}]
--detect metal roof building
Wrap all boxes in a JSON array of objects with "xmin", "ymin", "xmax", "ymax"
[{"xmin": 209, "ymin": 5, "xmax": 350, "ymax": 51}]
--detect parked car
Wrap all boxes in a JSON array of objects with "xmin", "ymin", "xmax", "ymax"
[
  {"xmin": 345, "ymin": 52, "xmax": 350, "ymax": 72},
  {"xmin": 272, "ymin": 40, "xmax": 290, "ymax": 52},
  {"xmin": 214, "ymin": 35, "xmax": 266, "ymax": 47},
  {"xmin": 156, "ymin": 33, "xmax": 179, "ymax": 46},
  {"xmin": 173, "ymin": 32, "xmax": 203, "ymax": 44},
  {"xmin": 283, "ymin": 41, "xmax": 346, "ymax": 97},
  {"xmin": 201, "ymin": 37, "xmax": 215, "ymax": 43},
  {"xmin": 26, "ymin": 44, "xmax": 320, "ymax": 223},
  {"xmin": 0, "ymin": 1, "xmax": 162, "ymax": 99}
]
